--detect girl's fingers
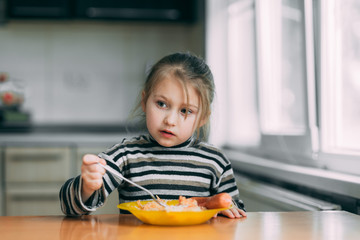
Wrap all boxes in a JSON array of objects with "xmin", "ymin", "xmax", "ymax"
[
  {"xmin": 99, "ymin": 158, "xmax": 107, "ymax": 166},
  {"xmin": 83, "ymin": 154, "xmax": 101, "ymax": 165},
  {"xmin": 81, "ymin": 154, "xmax": 106, "ymax": 176},
  {"xmin": 217, "ymin": 207, "xmax": 247, "ymax": 219},
  {"xmin": 231, "ymin": 208, "xmax": 241, "ymax": 218},
  {"xmin": 220, "ymin": 209, "xmax": 234, "ymax": 218},
  {"xmin": 83, "ymin": 177, "xmax": 103, "ymax": 190},
  {"xmin": 239, "ymin": 209, "xmax": 247, "ymax": 217},
  {"xmin": 85, "ymin": 171, "xmax": 104, "ymax": 181}
]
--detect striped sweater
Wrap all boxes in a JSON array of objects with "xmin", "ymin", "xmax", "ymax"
[{"xmin": 59, "ymin": 134, "xmax": 244, "ymax": 216}]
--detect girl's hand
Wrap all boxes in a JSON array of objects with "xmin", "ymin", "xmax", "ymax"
[
  {"xmin": 215, "ymin": 206, "xmax": 247, "ymax": 219},
  {"xmin": 191, "ymin": 193, "xmax": 246, "ymax": 219},
  {"xmin": 80, "ymin": 154, "xmax": 106, "ymax": 202}
]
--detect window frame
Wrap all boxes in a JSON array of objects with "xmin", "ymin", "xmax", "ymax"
[
  {"xmin": 316, "ymin": 0, "xmax": 360, "ymax": 175},
  {"xmin": 250, "ymin": 0, "xmax": 320, "ymax": 168}
]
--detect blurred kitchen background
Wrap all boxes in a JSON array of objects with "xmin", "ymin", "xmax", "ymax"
[{"xmin": 1, "ymin": 0, "xmax": 360, "ymax": 217}]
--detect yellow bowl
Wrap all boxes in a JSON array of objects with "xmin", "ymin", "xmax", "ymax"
[{"xmin": 118, "ymin": 200, "xmax": 230, "ymax": 226}]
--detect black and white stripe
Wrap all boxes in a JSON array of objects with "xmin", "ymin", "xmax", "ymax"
[{"xmin": 59, "ymin": 134, "xmax": 244, "ymax": 216}]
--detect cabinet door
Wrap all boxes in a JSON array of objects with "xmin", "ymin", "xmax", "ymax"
[
  {"xmin": 4, "ymin": 146, "xmax": 73, "ymax": 216},
  {"xmin": 6, "ymin": 186, "xmax": 63, "ymax": 216},
  {"xmin": 5, "ymin": 147, "xmax": 72, "ymax": 183}
]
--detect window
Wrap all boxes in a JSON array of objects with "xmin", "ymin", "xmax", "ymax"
[
  {"xmin": 257, "ymin": 0, "xmax": 307, "ymax": 134},
  {"xmin": 320, "ymin": 0, "xmax": 360, "ymax": 153},
  {"xmin": 253, "ymin": 0, "xmax": 318, "ymax": 166},
  {"xmin": 207, "ymin": 0, "xmax": 360, "ymax": 176},
  {"xmin": 317, "ymin": 0, "xmax": 360, "ymax": 175},
  {"xmin": 227, "ymin": 0, "xmax": 260, "ymax": 146}
]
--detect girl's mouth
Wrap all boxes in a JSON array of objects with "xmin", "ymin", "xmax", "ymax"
[{"xmin": 160, "ymin": 130, "xmax": 175, "ymax": 138}]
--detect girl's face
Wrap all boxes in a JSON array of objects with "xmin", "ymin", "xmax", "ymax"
[{"xmin": 142, "ymin": 76, "xmax": 204, "ymax": 147}]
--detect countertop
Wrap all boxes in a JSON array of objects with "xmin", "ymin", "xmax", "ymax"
[
  {"xmin": 1, "ymin": 211, "xmax": 360, "ymax": 240},
  {"xmin": 0, "ymin": 124, "xmax": 144, "ymax": 146}
]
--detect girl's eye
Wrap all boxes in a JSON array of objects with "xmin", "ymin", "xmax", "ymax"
[
  {"xmin": 181, "ymin": 108, "xmax": 192, "ymax": 115},
  {"xmin": 156, "ymin": 101, "xmax": 167, "ymax": 108}
]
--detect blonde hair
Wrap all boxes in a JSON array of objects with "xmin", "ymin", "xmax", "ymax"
[{"xmin": 134, "ymin": 52, "xmax": 215, "ymax": 142}]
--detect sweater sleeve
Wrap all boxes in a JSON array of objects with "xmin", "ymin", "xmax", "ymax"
[
  {"xmin": 216, "ymin": 164, "xmax": 246, "ymax": 211},
  {"xmin": 59, "ymin": 175, "xmax": 106, "ymax": 216}
]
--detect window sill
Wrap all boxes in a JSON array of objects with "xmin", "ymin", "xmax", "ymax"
[{"xmin": 225, "ymin": 149, "xmax": 360, "ymax": 199}]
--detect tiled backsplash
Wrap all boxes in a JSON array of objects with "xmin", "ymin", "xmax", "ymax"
[{"xmin": 0, "ymin": 21, "xmax": 203, "ymax": 124}]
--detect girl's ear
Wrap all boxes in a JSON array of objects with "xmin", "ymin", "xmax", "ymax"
[
  {"xmin": 141, "ymin": 91, "xmax": 146, "ymax": 112},
  {"xmin": 199, "ymin": 118, "xmax": 207, "ymax": 128},
  {"xmin": 198, "ymin": 112, "xmax": 210, "ymax": 128}
]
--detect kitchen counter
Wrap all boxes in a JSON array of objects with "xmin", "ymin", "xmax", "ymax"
[
  {"xmin": 0, "ymin": 124, "xmax": 143, "ymax": 146},
  {"xmin": 1, "ymin": 211, "xmax": 360, "ymax": 240},
  {"xmin": 0, "ymin": 132, "xmax": 134, "ymax": 147}
]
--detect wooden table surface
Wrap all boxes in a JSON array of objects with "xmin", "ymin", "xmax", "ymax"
[{"xmin": 1, "ymin": 211, "xmax": 360, "ymax": 240}]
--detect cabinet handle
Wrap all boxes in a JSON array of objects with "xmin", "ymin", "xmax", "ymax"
[
  {"xmin": 9, "ymin": 195, "xmax": 59, "ymax": 201},
  {"xmin": 10, "ymin": 154, "xmax": 63, "ymax": 162},
  {"xmin": 86, "ymin": 7, "xmax": 180, "ymax": 20}
]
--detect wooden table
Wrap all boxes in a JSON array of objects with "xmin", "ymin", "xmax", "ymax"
[{"xmin": 1, "ymin": 211, "xmax": 359, "ymax": 240}]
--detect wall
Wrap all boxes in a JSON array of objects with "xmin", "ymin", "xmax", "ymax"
[{"xmin": 0, "ymin": 20, "xmax": 204, "ymax": 124}]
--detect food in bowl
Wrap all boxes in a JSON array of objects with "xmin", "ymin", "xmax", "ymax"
[
  {"xmin": 137, "ymin": 196, "xmax": 205, "ymax": 212},
  {"xmin": 191, "ymin": 192, "xmax": 233, "ymax": 209},
  {"xmin": 135, "ymin": 193, "xmax": 233, "ymax": 212}
]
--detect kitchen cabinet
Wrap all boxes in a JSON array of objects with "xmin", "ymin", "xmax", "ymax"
[
  {"xmin": 4, "ymin": 146, "xmax": 73, "ymax": 216},
  {"xmin": 8, "ymin": 0, "xmax": 72, "ymax": 18},
  {"xmin": 76, "ymin": 0, "xmax": 196, "ymax": 22},
  {"xmin": 0, "ymin": 130, "xmax": 135, "ymax": 216},
  {"xmin": 5, "ymin": 147, "xmax": 72, "ymax": 183},
  {"xmin": 7, "ymin": 0, "xmax": 199, "ymax": 22},
  {"xmin": 2, "ymin": 145, "xmax": 122, "ymax": 216},
  {"xmin": 6, "ymin": 185, "xmax": 63, "ymax": 216},
  {"xmin": 0, "ymin": 131, "xmax": 134, "ymax": 216}
]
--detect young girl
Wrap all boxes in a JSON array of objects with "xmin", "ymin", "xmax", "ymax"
[{"xmin": 59, "ymin": 52, "xmax": 246, "ymax": 219}]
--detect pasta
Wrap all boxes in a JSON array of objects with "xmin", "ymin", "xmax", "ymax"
[{"xmin": 136, "ymin": 196, "xmax": 205, "ymax": 212}]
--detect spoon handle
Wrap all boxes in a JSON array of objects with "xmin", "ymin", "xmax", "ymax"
[{"xmin": 97, "ymin": 163, "xmax": 166, "ymax": 207}]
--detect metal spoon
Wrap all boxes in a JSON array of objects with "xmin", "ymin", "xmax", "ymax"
[{"xmin": 97, "ymin": 163, "xmax": 167, "ymax": 208}]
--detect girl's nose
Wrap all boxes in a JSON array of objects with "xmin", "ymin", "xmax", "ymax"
[{"xmin": 164, "ymin": 110, "xmax": 177, "ymax": 126}]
